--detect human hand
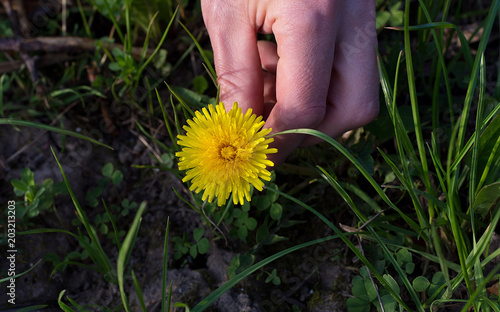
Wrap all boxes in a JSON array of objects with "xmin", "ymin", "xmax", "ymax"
[{"xmin": 201, "ymin": 0, "xmax": 380, "ymax": 166}]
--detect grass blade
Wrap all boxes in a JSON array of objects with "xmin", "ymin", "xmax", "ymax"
[
  {"xmin": 191, "ymin": 235, "xmax": 341, "ymax": 311},
  {"xmin": 178, "ymin": 20, "xmax": 216, "ymax": 79},
  {"xmin": 136, "ymin": 6, "xmax": 179, "ymax": 78},
  {"xmin": 132, "ymin": 270, "xmax": 147, "ymax": 312},
  {"xmin": 51, "ymin": 146, "xmax": 114, "ymax": 275},
  {"xmin": 276, "ymin": 128, "xmax": 424, "ymax": 238},
  {"xmin": 403, "ymin": 0, "xmax": 436, "ymax": 222},
  {"xmin": 0, "ymin": 119, "xmax": 113, "ymax": 150},
  {"xmin": 161, "ymin": 218, "xmax": 171, "ymax": 312},
  {"xmin": 0, "ymin": 258, "xmax": 42, "ymax": 282},
  {"xmin": 117, "ymin": 201, "xmax": 147, "ymax": 312},
  {"xmin": 157, "ymin": 88, "xmax": 178, "ymax": 151}
]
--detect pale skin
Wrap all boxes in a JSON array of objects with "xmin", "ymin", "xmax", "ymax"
[{"xmin": 201, "ymin": 0, "xmax": 380, "ymax": 166}]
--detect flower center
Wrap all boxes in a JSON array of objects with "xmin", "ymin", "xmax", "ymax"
[{"xmin": 220, "ymin": 144, "xmax": 238, "ymax": 161}]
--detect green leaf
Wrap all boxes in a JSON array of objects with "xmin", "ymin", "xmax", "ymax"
[
  {"xmin": 364, "ymin": 275, "xmax": 378, "ymax": 302},
  {"xmin": 383, "ymin": 274, "xmax": 400, "ymax": 296},
  {"xmin": 100, "ymin": 223, "xmax": 108, "ymax": 235},
  {"xmin": 190, "ymin": 245, "xmax": 197, "ymax": 258},
  {"xmin": 253, "ymin": 195, "xmax": 272, "ymax": 211},
  {"xmin": 351, "ymin": 276, "xmax": 370, "ymax": 301},
  {"xmin": 405, "ymin": 262, "xmax": 415, "ymax": 274},
  {"xmin": 412, "ymin": 276, "xmax": 430, "ymax": 292},
  {"xmin": 169, "ymin": 86, "xmax": 204, "ymax": 109},
  {"xmin": 112, "ymin": 170, "xmax": 123, "ymax": 185},
  {"xmin": 396, "ymin": 248, "xmax": 412, "ymax": 264},
  {"xmin": 27, "ymin": 197, "xmax": 41, "ymax": 217},
  {"xmin": 265, "ymin": 234, "xmax": 289, "ymax": 245},
  {"xmin": 346, "ymin": 297, "xmax": 370, "ymax": 312},
  {"xmin": 193, "ymin": 75, "xmax": 208, "ymax": 94},
  {"xmin": 472, "ymin": 182, "xmax": 500, "ymax": 217},
  {"xmin": 197, "ymin": 238, "xmax": 210, "ymax": 254},
  {"xmin": 11, "ymin": 179, "xmax": 28, "ymax": 192},
  {"xmin": 237, "ymin": 226, "xmax": 248, "ymax": 239},
  {"xmin": 265, "ymin": 269, "xmax": 277, "ymax": 283},
  {"xmin": 376, "ymin": 10, "xmax": 391, "ymax": 29},
  {"xmin": 379, "ymin": 294, "xmax": 397, "ymax": 312},
  {"xmin": 245, "ymin": 218, "xmax": 257, "ymax": 231},
  {"xmin": 388, "ymin": 2, "xmax": 403, "ymax": 26},
  {"xmin": 21, "ymin": 167, "xmax": 34, "ymax": 184},
  {"xmin": 256, "ymin": 219, "xmax": 270, "ymax": 243},
  {"xmin": 270, "ymin": 203, "xmax": 282, "ymax": 220},
  {"xmin": 102, "ymin": 163, "xmax": 114, "ymax": 177},
  {"xmin": 428, "ymin": 271, "xmax": 446, "ymax": 298},
  {"xmin": 193, "ymin": 227, "xmax": 205, "ymax": 242}
]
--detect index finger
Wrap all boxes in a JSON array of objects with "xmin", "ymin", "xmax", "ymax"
[{"xmin": 201, "ymin": 0, "xmax": 264, "ymax": 115}]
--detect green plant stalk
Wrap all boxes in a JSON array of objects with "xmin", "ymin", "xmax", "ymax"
[
  {"xmin": 101, "ymin": 0, "xmax": 125, "ymax": 44},
  {"xmin": 75, "ymin": 0, "xmax": 92, "ymax": 38},
  {"xmin": 404, "ymin": 0, "xmax": 437, "ymax": 223},
  {"xmin": 117, "ymin": 201, "xmax": 147, "ymax": 312},
  {"xmin": 124, "ymin": 0, "xmax": 132, "ymax": 53}
]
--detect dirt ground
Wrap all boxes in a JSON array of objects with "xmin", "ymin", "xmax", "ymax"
[{"xmin": 0, "ymin": 109, "xmax": 354, "ymax": 311}]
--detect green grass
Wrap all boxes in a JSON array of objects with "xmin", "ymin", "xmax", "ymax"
[{"xmin": 1, "ymin": 0, "xmax": 500, "ymax": 311}]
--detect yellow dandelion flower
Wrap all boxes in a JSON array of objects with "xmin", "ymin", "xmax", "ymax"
[{"xmin": 176, "ymin": 102, "xmax": 277, "ymax": 206}]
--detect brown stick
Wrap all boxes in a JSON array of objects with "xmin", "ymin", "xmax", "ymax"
[{"xmin": 0, "ymin": 36, "xmax": 156, "ymax": 59}]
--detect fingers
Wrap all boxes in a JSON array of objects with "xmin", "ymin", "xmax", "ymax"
[
  {"xmin": 201, "ymin": 0, "xmax": 264, "ymax": 115},
  {"xmin": 263, "ymin": 1, "xmax": 339, "ymax": 165},
  {"xmin": 302, "ymin": 0, "xmax": 379, "ymax": 146}
]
